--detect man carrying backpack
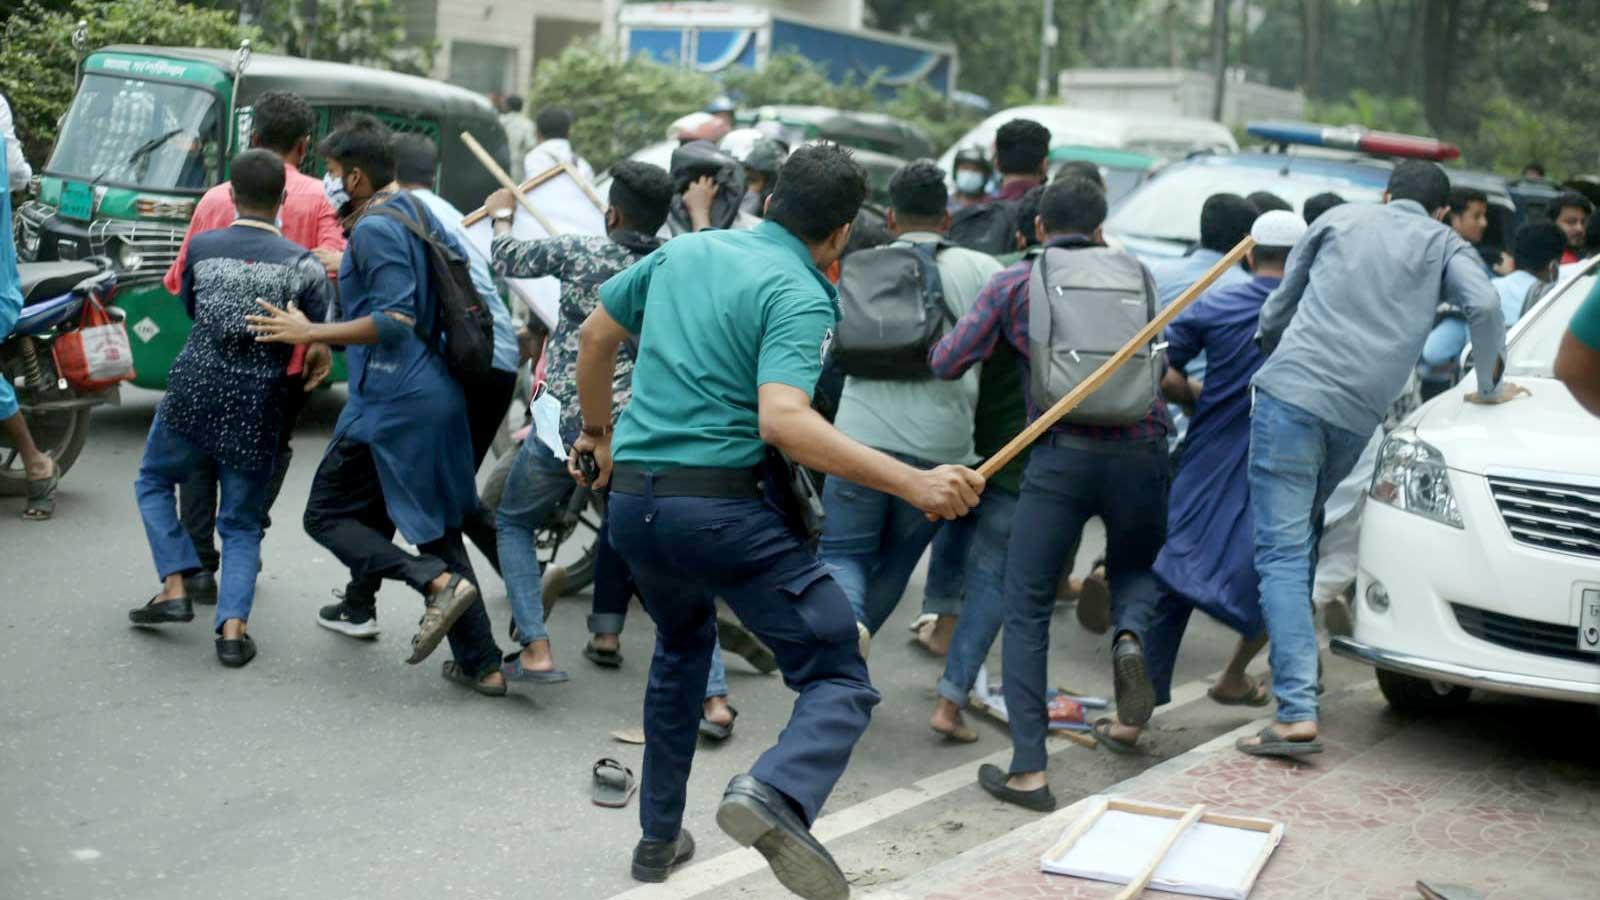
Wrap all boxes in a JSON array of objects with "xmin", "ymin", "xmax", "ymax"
[
  {"xmin": 930, "ymin": 177, "xmax": 1169, "ymax": 812},
  {"xmin": 947, "ymin": 119, "xmax": 1051, "ymax": 255},
  {"xmin": 248, "ymin": 116, "xmax": 504, "ymax": 695},
  {"xmin": 820, "ymin": 161, "xmax": 1002, "ymax": 645}
]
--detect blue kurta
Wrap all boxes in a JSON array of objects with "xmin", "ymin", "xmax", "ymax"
[
  {"xmin": 1152, "ymin": 274, "xmax": 1281, "ymax": 636},
  {"xmin": 331, "ymin": 193, "xmax": 477, "ymax": 545}
]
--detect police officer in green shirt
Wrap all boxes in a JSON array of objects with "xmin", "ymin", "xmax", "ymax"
[{"xmin": 572, "ymin": 145, "xmax": 986, "ymax": 898}]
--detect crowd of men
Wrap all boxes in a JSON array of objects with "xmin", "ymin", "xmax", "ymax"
[{"xmin": 9, "ymin": 82, "xmax": 1600, "ymax": 900}]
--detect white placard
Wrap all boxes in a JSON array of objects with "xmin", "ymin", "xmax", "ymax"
[{"xmin": 461, "ymin": 164, "xmax": 606, "ymax": 330}]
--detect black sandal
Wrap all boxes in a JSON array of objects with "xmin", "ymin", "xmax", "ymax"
[
  {"xmin": 441, "ymin": 660, "xmax": 507, "ymax": 697},
  {"xmin": 698, "ymin": 705, "xmax": 739, "ymax": 741},
  {"xmin": 23, "ymin": 468, "xmax": 57, "ymax": 521},
  {"xmin": 1236, "ymin": 725, "xmax": 1322, "ymax": 757},
  {"xmin": 1091, "ymin": 718, "xmax": 1142, "ymax": 755},
  {"xmin": 584, "ymin": 640, "xmax": 624, "ymax": 668}
]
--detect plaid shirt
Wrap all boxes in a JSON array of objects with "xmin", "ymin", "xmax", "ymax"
[{"xmin": 928, "ymin": 235, "xmax": 1170, "ymax": 443}]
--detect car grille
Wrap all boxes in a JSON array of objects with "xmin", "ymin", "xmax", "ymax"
[
  {"xmin": 87, "ymin": 218, "xmax": 183, "ymax": 286},
  {"xmin": 1452, "ymin": 604, "xmax": 1594, "ymax": 665},
  {"xmin": 1486, "ymin": 476, "xmax": 1600, "ymax": 560}
]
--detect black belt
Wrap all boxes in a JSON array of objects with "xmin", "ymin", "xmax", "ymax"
[
  {"xmin": 610, "ymin": 464, "xmax": 764, "ymax": 500},
  {"xmin": 1040, "ymin": 432, "xmax": 1165, "ymax": 452}
]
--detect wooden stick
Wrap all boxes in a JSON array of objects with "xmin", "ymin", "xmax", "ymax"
[
  {"xmin": 1107, "ymin": 798, "xmax": 1278, "ymax": 833},
  {"xmin": 460, "ymin": 164, "xmax": 570, "ymax": 227},
  {"xmin": 977, "ymin": 236, "xmax": 1256, "ymax": 479},
  {"xmin": 562, "ymin": 160, "xmax": 608, "ymax": 212},
  {"xmin": 1112, "ymin": 802, "xmax": 1206, "ymax": 900},
  {"xmin": 458, "ymin": 131, "xmax": 560, "ymax": 236},
  {"xmin": 1042, "ymin": 795, "xmax": 1109, "ymax": 862}
]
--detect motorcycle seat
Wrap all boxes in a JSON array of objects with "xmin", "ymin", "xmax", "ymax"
[
  {"xmin": 20, "ymin": 261, "xmax": 100, "ymax": 306},
  {"xmin": 15, "ymin": 292, "xmax": 85, "ymax": 338}
]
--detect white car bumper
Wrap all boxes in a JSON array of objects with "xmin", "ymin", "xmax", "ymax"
[{"xmin": 1332, "ymin": 474, "xmax": 1600, "ymax": 706}]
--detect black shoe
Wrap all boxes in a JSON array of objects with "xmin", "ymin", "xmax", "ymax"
[
  {"xmin": 631, "ymin": 829, "xmax": 695, "ymax": 883},
  {"xmin": 317, "ymin": 593, "xmax": 380, "ymax": 639},
  {"xmin": 977, "ymin": 763, "xmax": 1057, "ymax": 812},
  {"xmin": 717, "ymin": 774, "xmax": 847, "ymax": 900},
  {"xmin": 1113, "ymin": 634, "xmax": 1155, "ymax": 727},
  {"xmin": 216, "ymin": 634, "xmax": 257, "ymax": 668},
  {"xmin": 184, "ymin": 571, "xmax": 218, "ymax": 606},
  {"xmin": 128, "ymin": 595, "xmax": 194, "ymax": 625}
]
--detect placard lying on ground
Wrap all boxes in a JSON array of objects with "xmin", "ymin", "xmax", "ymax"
[
  {"xmin": 1041, "ymin": 797, "xmax": 1283, "ymax": 899},
  {"xmin": 461, "ymin": 164, "xmax": 606, "ymax": 330}
]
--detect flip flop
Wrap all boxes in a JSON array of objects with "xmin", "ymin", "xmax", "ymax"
[
  {"xmin": 1236, "ymin": 725, "xmax": 1323, "ymax": 758},
  {"xmin": 699, "ymin": 705, "xmax": 739, "ymax": 741},
  {"xmin": 1208, "ymin": 674, "xmax": 1272, "ymax": 707},
  {"xmin": 23, "ymin": 468, "xmax": 58, "ymax": 521},
  {"xmin": 1091, "ymin": 718, "xmax": 1142, "ymax": 755},
  {"xmin": 441, "ymin": 660, "xmax": 508, "ymax": 697},
  {"xmin": 592, "ymin": 758, "xmax": 637, "ymax": 808},
  {"xmin": 583, "ymin": 641, "xmax": 624, "ymax": 668},
  {"xmin": 501, "ymin": 652, "xmax": 570, "ymax": 684}
]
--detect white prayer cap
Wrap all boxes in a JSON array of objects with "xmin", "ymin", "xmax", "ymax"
[{"xmin": 1250, "ymin": 210, "xmax": 1307, "ymax": 249}]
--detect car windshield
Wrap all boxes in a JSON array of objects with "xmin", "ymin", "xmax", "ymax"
[
  {"xmin": 1505, "ymin": 274, "xmax": 1596, "ymax": 379},
  {"xmin": 45, "ymin": 73, "xmax": 221, "ymax": 193},
  {"xmin": 1107, "ymin": 164, "xmax": 1384, "ymax": 243}
]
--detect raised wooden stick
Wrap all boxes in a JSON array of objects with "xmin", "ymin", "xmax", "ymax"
[
  {"xmin": 562, "ymin": 160, "xmax": 608, "ymax": 212},
  {"xmin": 1112, "ymin": 802, "xmax": 1206, "ymax": 899},
  {"xmin": 458, "ymin": 131, "xmax": 559, "ymax": 235},
  {"xmin": 460, "ymin": 163, "xmax": 570, "ymax": 227},
  {"xmin": 977, "ymin": 235, "xmax": 1256, "ymax": 479}
]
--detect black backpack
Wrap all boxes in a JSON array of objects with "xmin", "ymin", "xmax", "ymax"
[
  {"xmin": 948, "ymin": 200, "xmax": 1021, "ymax": 255},
  {"xmin": 373, "ymin": 194, "xmax": 495, "ymax": 383},
  {"xmin": 832, "ymin": 240, "xmax": 952, "ymax": 380}
]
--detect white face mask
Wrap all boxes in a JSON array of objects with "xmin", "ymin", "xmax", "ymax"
[
  {"xmin": 322, "ymin": 172, "xmax": 350, "ymax": 209},
  {"xmin": 955, "ymin": 170, "xmax": 987, "ymax": 195}
]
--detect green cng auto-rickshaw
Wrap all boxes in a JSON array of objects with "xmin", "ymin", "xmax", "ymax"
[{"xmin": 14, "ymin": 39, "xmax": 510, "ymax": 389}]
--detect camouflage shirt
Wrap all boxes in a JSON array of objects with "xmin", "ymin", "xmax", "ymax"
[{"xmin": 491, "ymin": 230, "xmax": 659, "ymax": 440}]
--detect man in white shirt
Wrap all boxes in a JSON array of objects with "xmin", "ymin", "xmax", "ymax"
[
  {"xmin": 1, "ymin": 91, "xmax": 33, "ymax": 192},
  {"xmin": 523, "ymin": 106, "xmax": 594, "ymax": 185},
  {"xmin": 499, "ymin": 95, "xmax": 537, "ymax": 182}
]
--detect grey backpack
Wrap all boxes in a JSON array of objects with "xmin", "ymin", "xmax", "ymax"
[
  {"xmin": 1027, "ymin": 245, "xmax": 1163, "ymax": 425},
  {"xmin": 832, "ymin": 241, "xmax": 952, "ymax": 380}
]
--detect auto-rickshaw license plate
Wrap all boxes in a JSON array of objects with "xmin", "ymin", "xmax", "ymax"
[
  {"xmin": 1581, "ymin": 589, "xmax": 1600, "ymax": 655},
  {"xmin": 59, "ymin": 181, "xmax": 94, "ymax": 221}
]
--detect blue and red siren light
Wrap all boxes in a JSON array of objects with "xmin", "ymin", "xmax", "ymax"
[{"xmin": 1246, "ymin": 121, "xmax": 1460, "ymax": 162}]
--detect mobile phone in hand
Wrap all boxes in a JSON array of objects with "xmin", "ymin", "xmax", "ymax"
[{"xmin": 578, "ymin": 451, "xmax": 599, "ymax": 484}]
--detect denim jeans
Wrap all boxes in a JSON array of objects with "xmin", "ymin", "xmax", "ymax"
[
  {"xmin": 1001, "ymin": 440, "xmax": 1169, "ymax": 774},
  {"xmin": 819, "ymin": 452, "xmax": 945, "ymax": 634},
  {"xmin": 1247, "ymin": 390, "xmax": 1369, "ymax": 724},
  {"xmin": 609, "ymin": 485, "xmax": 879, "ymax": 842},
  {"xmin": 135, "ymin": 417, "xmax": 271, "ymax": 633},
  {"xmin": 493, "ymin": 438, "xmax": 728, "ymax": 697},
  {"xmin": 179, "ymin": 383, "xmax": 304, "ymax": 571},
  {"xmin": 935, "ymin": 486, "xmax": 1019, "ymax": 705},
  {"xmin": 922, "ymin": 519, "xmax": 969, "ymax": 618}
]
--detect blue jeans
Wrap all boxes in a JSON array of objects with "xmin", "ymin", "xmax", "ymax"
[
  {"xmin": 135, "ymin": 417, "xmax": 270, "ymax": 633},
  {"xmin": 819, "ymin": 453, "xmax": 946, "ymax": 634},
  {"xmin": 1248, "ymin": 390, "xmax": 1368, "ymax": 724},
  {"xmin": 609, "ymin": 485, "xmax": 879, "ymax": 842},
  {"xmin": 1001, "ymin": 441, "xmax": 1169, "ymax": 774},
  {"xmin": 922, "ymin": 519, "xmax": 968, "ymax": 617},
  {"xmin": 494, "ymin": 439, "xmax": 727, "ymax": 697},
  {"xmin": 935, "ymin": 487, "xmax": 1019, "ymax": 705}
]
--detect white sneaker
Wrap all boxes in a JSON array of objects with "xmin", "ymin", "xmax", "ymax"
[{"xmin": 317, "ymin": 596, "xmax": 381, "ymax": 639}]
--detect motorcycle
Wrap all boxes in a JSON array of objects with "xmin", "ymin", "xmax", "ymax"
[
  {"xmin": 0, "ymin": 258, "xmax": 121, "ymax": 495},
  {"xmin": 480, "ymin": 435, "xmax": 606, "ymax": 599}
]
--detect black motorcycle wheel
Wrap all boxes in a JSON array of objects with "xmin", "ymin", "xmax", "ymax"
[{"xmin": 0, "ymin": 406, "xmax": 91, "ymax": 496}]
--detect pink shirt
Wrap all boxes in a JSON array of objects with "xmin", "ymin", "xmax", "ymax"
[{"xmin": 162, "ymin": 163, "xmax": 345, "ymax": 295}]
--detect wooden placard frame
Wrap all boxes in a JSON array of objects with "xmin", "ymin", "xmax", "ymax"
[{"xmin": 1042, "ymin": 797, "xmax": 1284, "ymax": 899}]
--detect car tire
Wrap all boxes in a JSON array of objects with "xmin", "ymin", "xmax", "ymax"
[{"xmin": 1376, "ymin": 668, "xmax": 1472, "ymax": 714}]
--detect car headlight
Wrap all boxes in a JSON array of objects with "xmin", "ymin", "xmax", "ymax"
[
  {"xmin": 1370, "ymin": 428, "xmax": 1463, "ymax": 528},
  {"xmin": 116, "ymin": 240, "xmax": 144, "ymax": 272}
]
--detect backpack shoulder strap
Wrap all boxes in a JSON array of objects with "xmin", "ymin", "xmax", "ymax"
[{"xmin": 370, "ymin": 195, "xmax": 433, "ymax": 245}]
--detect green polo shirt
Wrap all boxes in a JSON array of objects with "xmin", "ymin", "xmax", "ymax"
[
  {"xmin": 600, "ymin": 220, "xmax": 838, "ymax": 470},
  {"xmin": 1573, "ymin": 279, "xmax": 1600, "ymax": 351}
]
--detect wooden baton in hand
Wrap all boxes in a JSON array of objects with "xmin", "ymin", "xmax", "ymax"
[
  {"xmin": 458, "ymin": 131, "xmax": 560, "ymax": 235},
  {"xmin": 976, "ymin": 235, "xmax": 1257, "ymax": 480}
]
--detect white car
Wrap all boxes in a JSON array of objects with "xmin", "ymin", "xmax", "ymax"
[{"xmin": 1332, "ymin": 261, "xmax": 1600, "ymax": 711}]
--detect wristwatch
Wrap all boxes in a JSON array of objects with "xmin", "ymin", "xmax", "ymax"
[{"xmin": 491, "ymin": 206, "xmax": 514, "ymax": 223}]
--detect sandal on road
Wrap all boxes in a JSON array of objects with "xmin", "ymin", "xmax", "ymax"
[
  {"xmin": 501, "ymin": 652, "xmax": 570, "ymax": 684},
  {"xmin": 23, "ymin": 466, "xmax": 58, "ymax": 521},
  {"xmin": 1208, "ymin": 674, "xmax": 1272, "ymax": 707},
  {"xmin": 699, "ymin": 705, "xmax": 739, "ymax": 742},
  {"xmin": 583, "ymin": 641, "xmax": 624, "ymax": 668},
  {"xmin": 407, "ymin": 574, "xmax": 478, "ymax": 665},
  {"xmin": 1091, "ymin": 718, "xmax": 1142, "ymax": 756},
  {"xmin": 441, "ymin": 660, "xmax": 507, "ymax": 697},
  {"xmin": 592, "ymin": 758, "xmax": 637, "ymax": 808},
  {"xmin": 1236, "ymin": 725, "xmax": 1322, "ymax": 758}
]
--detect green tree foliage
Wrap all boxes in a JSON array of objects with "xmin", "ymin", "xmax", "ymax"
[
  {"xmin": 528, "ymin": 41, "xmax": 714, "ymax": 173},
  {"xmin": 881, "ymin": 82, "xmax": 981, "ymax": 155},
  {"xmin": 260, "ymin": 0, "xmax": 433, "ymax": 75},
  {"xmin": 0, "ymin": 0, "xmax": 254, "ymax": 165},
  {"xmin": 721, "ymin": 54, "xmax": 878, "ymax": 113}
]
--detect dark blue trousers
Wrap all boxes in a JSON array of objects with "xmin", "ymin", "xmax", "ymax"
[
  {"xmin": 609, "ymin": 483, "xmax": 880, "ymax": 842},
  {"xmin": 1001, "ymin": 441, "xmax": 1169, "ymax": 774}
]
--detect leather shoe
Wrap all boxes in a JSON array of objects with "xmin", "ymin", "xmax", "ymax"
[
  {"xmin": 1113, "ymin": 634, "xmax": 1155, "ymax": 727},
  {"xmin": 717, "ymin": 774, "xmax": 847, "ymax": 900},
  {"xmin": 184, "ymin": 571, "xmax": 218, "ymax": 606},
  {"xmin": 631, "ymin": 828, "xmax": 694, "ymax": 882},
  {"xmin": 216, "ymin": 634, "xmax": 257, "ymax": 668},
  {"xmin": 128, "ymin": 595, "xmax": 194, "ymax": 626}
]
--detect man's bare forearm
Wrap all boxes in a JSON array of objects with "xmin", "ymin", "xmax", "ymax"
[
  {"xmin": 576, "ymin": 325, "xmax": 621, "ymax": 431},
  {"xmin": 760, "ymin": 397, "xmax": 917, "ymax": 498}
]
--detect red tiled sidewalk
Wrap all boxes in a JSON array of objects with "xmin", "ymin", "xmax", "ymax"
[{"xmin": 868, "ymin": 685, "xmax": 1600, "ymax": 900}]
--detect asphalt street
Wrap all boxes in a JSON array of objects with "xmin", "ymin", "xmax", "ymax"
[{"xmin": 0, "ymin": 387, "xmax": 1369, "ymax": 900}]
